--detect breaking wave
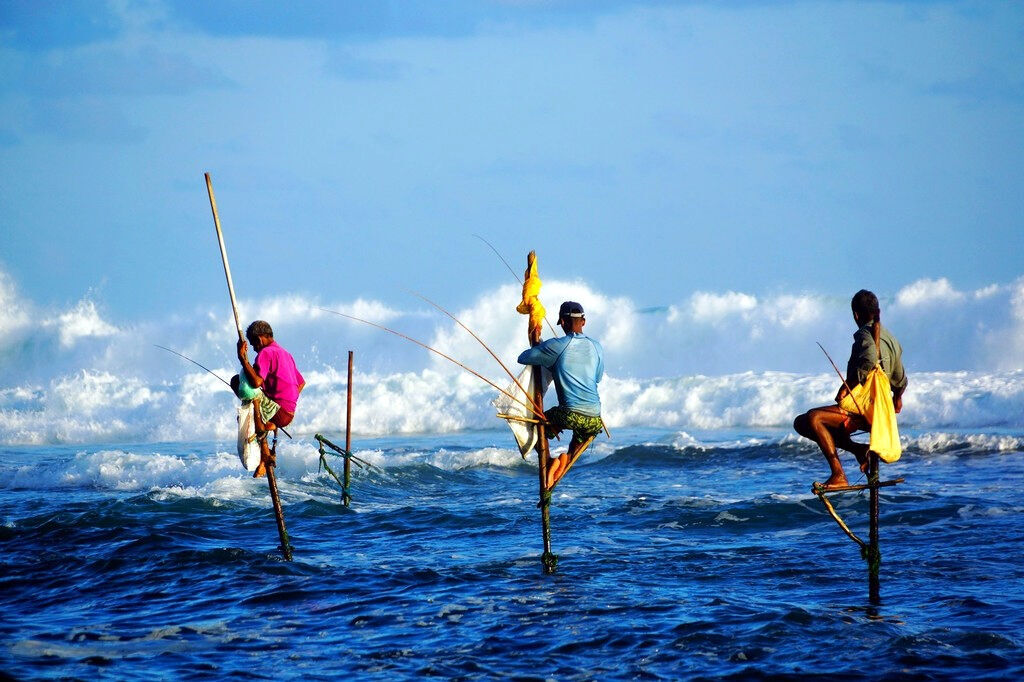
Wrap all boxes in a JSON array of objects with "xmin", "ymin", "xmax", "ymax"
[
  {"xmin": 3, "ymin": 430, "xmax": 1019, "ymax": 500},
  {"xmin": 1, "ymin": 265, "xmax": 1023, "ymax": 445},
  {"xmin": 2, "ymin": 367, "xmax": 1022, "ymax": 445}
]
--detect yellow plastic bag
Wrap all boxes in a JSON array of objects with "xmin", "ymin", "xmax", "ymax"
[
  {"xmin": 839, "ymin": 365, "xmax": 902, "ymax": 463},
  {"xmin": 516, "ymin": 251, "xmax": 546, "ymax": 340}
]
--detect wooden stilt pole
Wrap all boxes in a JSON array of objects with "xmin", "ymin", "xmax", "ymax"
[
  {"xmin": 343, "ymin": 350, "xmax": 354, "ymax": 507},
  {"xmin": 868, "ymin": 452, "xmax": 881, "ymax": 604},
  {"xmin": 266, "ymin": 448, "xmax": 293, "ymax": 561},
  {"xmin": 518, "ymin": 250, "xmax": 556, "ymax": 574},
  {"xmin": 535, "ymin": 366, "xmax": 556, "ymax": 574},
  {"xmin": 205, "ymin": 172, "xmax": 292, "ymax": 561}
]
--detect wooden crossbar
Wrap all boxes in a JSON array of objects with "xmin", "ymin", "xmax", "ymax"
[{"xmin": 811, "ymin": 477, "xmax": 905, "ymax": 495}]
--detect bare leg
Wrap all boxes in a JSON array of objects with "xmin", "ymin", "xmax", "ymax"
[
  {"xmin": 252, "ymin": 399, "xmax": 275, "ymax": 479},
  {"xmin": 794, "ymin": 406, "xmax": 857, "ymax": 488},
  {"xmin": 546, "ymin": 433, "xmax": 589, "ymax": 489},
  {"xmin": 835, "ymin": 432, "xmax": 870, "ymax": 473},
  {"xmin": 546, "ymin": 453, "xmax": 568, "ymax": 489}
]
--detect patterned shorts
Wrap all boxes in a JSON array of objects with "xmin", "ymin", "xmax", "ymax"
[{"xmin": 545, "ymin": 405, "xmax": 604, "ymax": 440}]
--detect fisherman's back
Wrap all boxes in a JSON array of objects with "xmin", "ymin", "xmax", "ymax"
[
  {"xmin": 846, "ymin": 323, "xmax": 907, "ymax": 391},
  {"xmin": 255, "ymin": 341, "xmax": 304, "ymax": 414},
  {"xmin": 518, "ymin": 333, "xmax": 603, "ymax": 417}
]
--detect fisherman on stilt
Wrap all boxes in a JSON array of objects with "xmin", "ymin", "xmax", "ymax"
[
  {"xmin": 234, "ymin": 320, "xmax": 305, "ymax": 477},
  {"xmin": 794, "ymin": 290, "xmax": 907, "ymax": 489},
  {"xmin": 518, "ymin": 301, "xmax": 604, "ymax": 489}
]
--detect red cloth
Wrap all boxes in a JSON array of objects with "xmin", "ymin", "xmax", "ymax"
[{"xmin": 270, "ymin": 409, "xmax": 294, "ymax": 428}]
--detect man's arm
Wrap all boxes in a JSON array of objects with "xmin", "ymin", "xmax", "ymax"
[
  {"xmin": 888, "ymin": 340, "xmax": 907, "ymax": 413},
  {"xmin": 517, "ymin": 338, "xmax": 563, "ymax": 368},
  {"xmin": 846, "ymin": 330, "xmax": 877, "ymax": 388},
  {"xmin": 237, "ymin": 339, "xmax": 264, "ymax": 389}
]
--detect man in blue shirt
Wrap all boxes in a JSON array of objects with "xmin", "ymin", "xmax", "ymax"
[{"xmin": 518, "ymin": 301, "xmax": 604, "ymax": 488}]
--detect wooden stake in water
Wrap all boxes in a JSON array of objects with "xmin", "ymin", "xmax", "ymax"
[
  {"xmin": 868, "ymin": 452, "xmax": 881, "ymax": 604},
  {"xmin": 344, "ymin": 350, "xmax": 354, "ymax": 508},
  {"xmin": 204, "ymin": 172, "xmax": 292, "ymax": 561},
  {"xmin": 518, "ymin": 251, "xmax": 557, "ymax": 574},
  {"xmin": 535, "ymin": 363, "xmax": 556, "ymax": 574}
]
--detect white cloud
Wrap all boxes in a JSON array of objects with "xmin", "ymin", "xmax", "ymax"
[
  {"xmin": 689, "ymin": 291, "xmax": 758, "ymax": 322},
  {"xmin": 974, "ymin": 284, "xmax": 1001, "ymax": 299},
  {"xmin": 236, "ymin": 294, "xmax": 400, "ymax": 331},
  {"xmin": 762, "ymin": 294, "xmax": 823, "ymax": 328},
  {"xmin": 49, "ymin": 300, "xmax": 118, "ymax": 348},
  {"xmin": 895, "ymin": 277, "xmax": 965, "ymax": 308}
]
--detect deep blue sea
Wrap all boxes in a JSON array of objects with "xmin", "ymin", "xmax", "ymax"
[{"xmin": 2, "ymin": 427, "xmax": 1023, "ymax": 680}]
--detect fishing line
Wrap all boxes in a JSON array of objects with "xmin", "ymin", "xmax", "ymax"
[
  {"xmin": 408, "ymin": 291, "xmax": 540, "ymax": 415},
  {"xmin": 155, "ymin": 345, "xmax": 232, "ymax": 389},
  {"xmin": 156, "ymin": 344, "xmax": 292, "ymax": 439},
  {"xmin": 473, "ymin": 234, "xmax": 560, "ymax": 338},
  {"xmin": 319, "ymin": 307, "xmax": 543, "ymax": 418}
]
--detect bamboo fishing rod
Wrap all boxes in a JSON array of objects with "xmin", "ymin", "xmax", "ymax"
[
  {"xmin": 816, "ymin": 342, "xmax": 868, "ymax": 420},
  {"xmin": 318, "ymin": 307, "xmax": 544, "ymax": 418},
  {"xmin": 473, "ymin": 233, "xmax": 561, "ymax": 337},
  {"xmin": 408, "ymin": 291, "xmax": 543, "ymax": 417},
  {"xmin": 155, "ymin": 344, "xmax": 292, "ymax": 439},
  {"xmin": 155, "ymin": 344, "xmax": 231, "ymax": 389},
  {"xmin": 205, "ymin": 172, "xmax": 292, "ymax": 562}
]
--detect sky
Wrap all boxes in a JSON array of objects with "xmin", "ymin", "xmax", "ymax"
[{"xmin": 1, "ymin": 0, "xmax": 1023, "ymax": 325}]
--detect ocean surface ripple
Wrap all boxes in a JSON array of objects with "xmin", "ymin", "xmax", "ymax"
[{"xmin": 2, "ymin": 427, "xmax": 1023, "ymax": 679}]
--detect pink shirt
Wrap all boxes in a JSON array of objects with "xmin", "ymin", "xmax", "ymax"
[{"xmin": 254, "ymin": 341, "xmax": 304, "ymax": 414}]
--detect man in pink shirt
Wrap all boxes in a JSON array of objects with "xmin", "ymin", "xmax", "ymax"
[{"xmin": 237, "ymin": 320, "xmax": 305, "ymax": 474}]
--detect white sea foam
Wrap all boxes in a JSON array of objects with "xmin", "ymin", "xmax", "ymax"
[
  {"xmin": 0, "ymin": 265, "xmax": 1023, "ymax": 444},
  {"xmin": 2, "ymin": 365, "xmax": 1022, "ymax": 446},
  {"xmin": 6, "ymin": 427, "xmax": 1019, "ymax": 498}
]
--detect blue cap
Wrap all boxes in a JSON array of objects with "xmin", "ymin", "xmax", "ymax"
[{"xmin": 559, "ymin": 301, "xmax": 585, "ymax": 318}]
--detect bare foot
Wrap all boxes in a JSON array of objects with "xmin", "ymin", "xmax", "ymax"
[
  {"xmin": 545, "ymin": 458, "xmax": 564, "ymax": 489},
  {"xmin": 254, "ymin": 437, "xmax": 275, "ymax": 478},
  {"xmin": 548, "ymin": 462, "xmax": 565, "ymax": 489},
  {"xmin": 821, "ymin": 474, "xmax": 849, "ymax": 490}
]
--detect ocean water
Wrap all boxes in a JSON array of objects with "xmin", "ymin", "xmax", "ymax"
[
  {"xmin": 3, "ymin": 271, "xmax": 1024, "ymax": 677},
  {"xmin": 3, "ymin": 427, "xmax": 1023, "ymax": 679}
]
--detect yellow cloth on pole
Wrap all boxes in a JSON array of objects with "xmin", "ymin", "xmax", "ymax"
[
  {"xmin": 839, "ymin": 365, "xmax": 902, "ymax": 463},
  {"xmin": 516, "ymin": 252, "xmax": 546, "ymax": 340}
]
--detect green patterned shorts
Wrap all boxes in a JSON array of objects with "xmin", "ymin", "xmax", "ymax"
[{"xmin": 545, "ymin": 405, "xmax": 604, "ymax": 440}]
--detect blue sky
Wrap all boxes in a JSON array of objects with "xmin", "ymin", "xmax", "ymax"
[{"xmin": 1, "ymin": 0, "xmax": 1022, "ymax": 324}]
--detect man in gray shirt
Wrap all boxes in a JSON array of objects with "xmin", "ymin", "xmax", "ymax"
[{"xmin": 794, "ymin": 290, "xmax": 908, "ymax": 489}]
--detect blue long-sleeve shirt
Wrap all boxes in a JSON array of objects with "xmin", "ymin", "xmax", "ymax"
[{"xmin": 517, "ymin": 333, "xmax": 604, "ymax": 417}]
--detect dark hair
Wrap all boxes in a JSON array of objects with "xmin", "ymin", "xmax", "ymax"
[
  {"xmin": 851, "ymin": 290, "xmax": 879, "ymax": 323},
  {"xmin": 246, "ymin": 320, "xmax": 273, "ymax": 341},
  {"xmin": 851, "ymin": 289, "xmax": 882, "ymax": 347}
]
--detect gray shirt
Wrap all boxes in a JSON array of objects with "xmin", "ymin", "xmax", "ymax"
[{"xmin": 846, "ymin": 322, "xmax": 907, "ymax": 392}]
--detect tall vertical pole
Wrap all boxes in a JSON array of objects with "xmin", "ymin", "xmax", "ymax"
[
  {"xmin": 205, "ymin": 173, "xmax": 244, "ymax": 342},
  {"xmin": 205, "ymin": 172, "xmax": 292, "ymax": 561},
  {"xmin": 343, "ymin": 350, "xmax": 354, "ymax": 507},
  {"xmin": 520, "ymin": 249, "xmax": 556, "ymax": 574},
  {"xmin": 266, "ymin": 464, "xmax": 292, "ymax": 561},
  {"xmin": 868, "ymin": 452, "xmax": 881, "ymax": 604},
  {"xmin": 535, "ymin": 367, "xmax": 555, "ymax": 574}
]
